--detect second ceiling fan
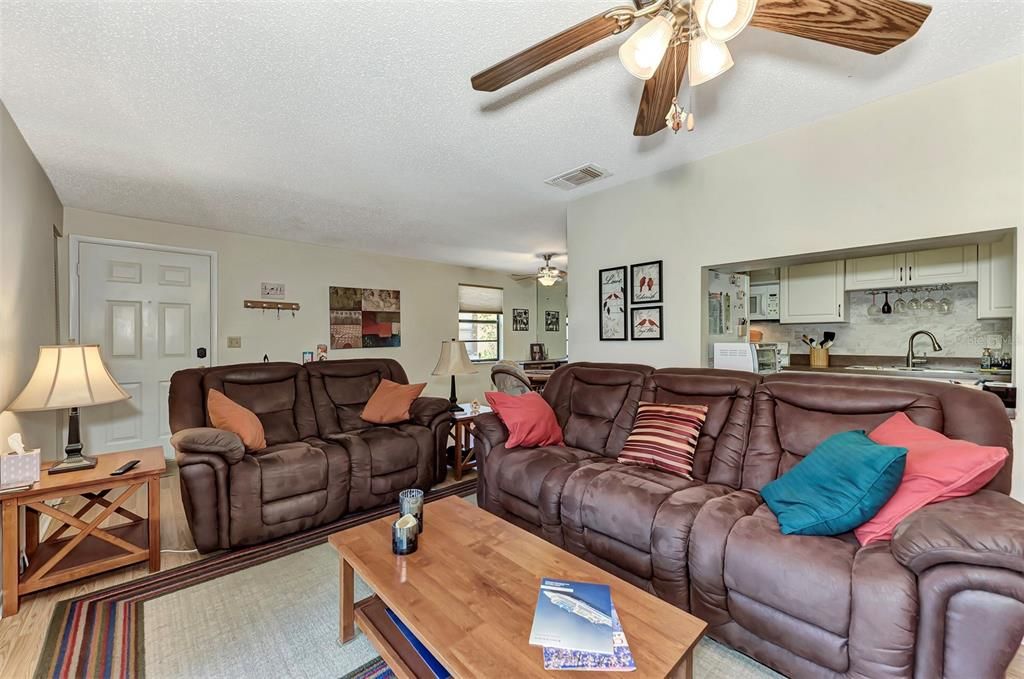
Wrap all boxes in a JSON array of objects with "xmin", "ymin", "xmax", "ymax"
[{"xmin": 471, "ymin": 0, "xmax": 932, "ymax": 136}]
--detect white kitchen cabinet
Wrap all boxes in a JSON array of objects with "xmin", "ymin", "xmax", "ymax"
[
  {"xmin": 906, "ymin": 245, "xmax": 978, "ymax": 285},
  {"xmin": 978, "ymin": 233, "xmax": 1015, "ymax": 319},
  {"xmin": 780, "ymin": 261, "xmax": 847, "ymax": 323},
  {"xmin": 845, "ymin": 253, "xmax": 908, "ymax": 290}
]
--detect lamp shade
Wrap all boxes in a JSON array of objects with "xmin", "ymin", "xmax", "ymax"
[
  {"xmin": 6, "ymin": 345, "xmax": 130, "ymax": 412},
  {"xmin": 693, "ymin": 0, "xmax": 757, "ymax": 42},
  {"xmin": 431, "ymin": 340, "xmax": 478, "ymax": 377},
  {"xmin": 688, "ymin": 34, "xmax": 734, "ymax": 86},
  {"xmin": 618, "ymin": 14, "xmax": 674, "ymax": 80}
]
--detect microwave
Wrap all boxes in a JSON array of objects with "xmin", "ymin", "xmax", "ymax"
[{"xmin": 749, "ymin": 283, "xmax": 780, "ymax": 321}]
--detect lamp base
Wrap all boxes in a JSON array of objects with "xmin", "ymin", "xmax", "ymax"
[
  {"xmin": 448, "ymin": 400, "xmax": 465, "ymax": 413},
  {"xmin": 48, "ymin": 453, "xmax": 97, "ymax": 475},
  {"xmin": 48, "ymin": 406, "xmax": 97, "ymax": 474}
]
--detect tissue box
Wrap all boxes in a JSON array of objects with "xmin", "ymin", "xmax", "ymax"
[{"xmin": 1, "ymin": 450, "xmax": 41, "ymax": 491}]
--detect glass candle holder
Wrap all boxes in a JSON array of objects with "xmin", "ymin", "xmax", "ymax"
[
  {"xmin": 392, "ymin": 514, "xmax": 419, "ymax": 555},
  {"xmin": 399, "ymin": 488, "xmax": 424, "ymax": 533}
]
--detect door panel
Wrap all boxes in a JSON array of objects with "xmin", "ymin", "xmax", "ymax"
[
  {"xmin": 780, "ymin": 261, "xmax": 846, "ymax": 324},
  {"xmin": 906, "ymin": 245, "xmax": 978, "ymax": 284},
  {"xmin": 844, "ymin": 253, "xmax": 906, "ymax": 290},
  {"xmin": 77, "ymin": 241, "xmax": 213, "ymax": 457}
]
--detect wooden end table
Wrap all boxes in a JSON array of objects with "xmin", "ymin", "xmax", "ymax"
[
  {"xmin": 330, "ymin": 497, "xmax": 705, "ymax": 678},
  {"xmin": 448, "ymin": 403, "xmax": 492, "ymax": 481},
  {"xmin": 1, "ymin": 447, "xmax": 166, "ymax": 616}
]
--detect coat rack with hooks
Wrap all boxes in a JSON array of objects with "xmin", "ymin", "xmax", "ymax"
[{"xmin": 244, "ymin": 300, "xmax": 301, "ymax": 319}]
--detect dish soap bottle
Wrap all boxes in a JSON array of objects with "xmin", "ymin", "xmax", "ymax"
[{"xmin": 981, "ymin": 347, "xmax": 992, "ymax": 370}]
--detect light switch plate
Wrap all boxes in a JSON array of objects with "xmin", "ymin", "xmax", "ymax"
[{"xmin": 227, "ymin": 336, "xmax": 242, "ymax": 348}]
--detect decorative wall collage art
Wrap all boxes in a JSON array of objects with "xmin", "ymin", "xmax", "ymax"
[
  {"xmin": 545, "ymin": 310, "xmax": 560, "ymax": 332},
  {"xmin": 512, "ymin": 308, "xmax": 530, "ymax": 332},
  {"xmin": 329, "ymin": 286, "xmax": 401, "ymax": 349},
  {"xmin": 600, "ymin": 261, "xmax": 663, "ymax": 341}
]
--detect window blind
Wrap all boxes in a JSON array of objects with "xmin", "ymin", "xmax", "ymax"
[{"xmin": 458, "ymin": 284, "xmax": 504, "ymax": 314}]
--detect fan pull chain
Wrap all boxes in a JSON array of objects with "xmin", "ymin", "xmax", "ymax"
[{"xmin": 665, "ymin": 39, "xmax": 684, "ymax": 133}]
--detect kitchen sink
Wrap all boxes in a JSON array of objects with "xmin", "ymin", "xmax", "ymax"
[{"xmin": 847, "ymin": 365, "xmax": 980, "ymax": 375}]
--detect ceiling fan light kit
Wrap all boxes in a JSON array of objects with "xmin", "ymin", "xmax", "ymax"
[
  {"xmin": 619, "ymin": 14, "xmax": 675, "ymax": 80},
  {"xmin": 688, "ymin": 33, "xmax": 735, "ymax": 86},
  {"xmin": 471, "ymin": 0, "xmax": 932, "ymax": 136},
  {"xmin": 692, "ymin": 0, "xmax": 757, "ymax": 42}
]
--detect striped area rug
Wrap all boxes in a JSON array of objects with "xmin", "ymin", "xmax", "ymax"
[{"xmin": 35, "ymin": 479, "xmax": 476, "ymax": 679}]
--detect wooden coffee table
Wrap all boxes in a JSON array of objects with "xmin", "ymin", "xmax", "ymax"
[{"xmin": 329, "ymin": 496, "xmax": 706, "ymax": 678}]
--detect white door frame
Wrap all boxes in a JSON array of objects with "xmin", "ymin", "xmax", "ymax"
[{"xmin": 68, "ymin": 235, "xmax": 219, "ymax": 366}]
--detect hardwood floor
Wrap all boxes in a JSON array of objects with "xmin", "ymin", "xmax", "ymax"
[{"xmin": 0, "ymin": 465, "xmax": 1020, "ymax": 678}]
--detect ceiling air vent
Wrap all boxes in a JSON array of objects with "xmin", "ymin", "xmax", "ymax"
[{"xmin": 544, "ymin": 163, "xmax": 611, "ymax": 191}]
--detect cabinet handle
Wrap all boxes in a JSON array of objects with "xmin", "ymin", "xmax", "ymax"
[
  {"xmin": 838, "ymin": 303, "xmax": 842, "ymax": 317},
  {"xmin": 909, "ymin": 265, "xmax": 913, "ymax": 281},
  {"xmin": 899, "ymin": 266, "xmax": 903, "ymax": 282}
]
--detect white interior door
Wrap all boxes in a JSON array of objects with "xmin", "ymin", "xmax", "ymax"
[{"xmin": 75, "ymin": 240, "xmax": 213, "ymax": 457}]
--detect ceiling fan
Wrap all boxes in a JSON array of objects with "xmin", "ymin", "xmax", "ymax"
[
  {"xmin": 471, "ymin": 0, "xmax": 932, "ymax": 136},
  {"xmin": 513, "ymin": 254, "xmax": 568, "ymax": 286}
]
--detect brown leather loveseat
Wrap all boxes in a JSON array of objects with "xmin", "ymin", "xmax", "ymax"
[
  {"xmin": 169, "ymin": 359, "xmax": 451, "ymax": 552},
  {"xmin": 475, "ymin": 363, "xmax": 1024, "ymax": 679}
]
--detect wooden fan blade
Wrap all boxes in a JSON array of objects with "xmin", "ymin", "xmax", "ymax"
[
  {"xmin": 471, "ymin": 10, "xmax": 632, "ymax": 92},
  {"xmin": 633, "ymin": 41, "xmax": 687, "ymax": 136},
  {"xmin": 750, "ymin": 0, "xmax": 932, "ymax": 55}
]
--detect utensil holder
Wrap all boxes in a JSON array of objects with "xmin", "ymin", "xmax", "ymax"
[{"xmin": 809, "ymin": 347, "xmax": 829, "ymax": 368}]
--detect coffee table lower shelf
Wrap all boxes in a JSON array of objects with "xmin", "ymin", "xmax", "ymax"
[{"xmin": 353, "ymin": 595, "xmax": 438, "ymax": 679}]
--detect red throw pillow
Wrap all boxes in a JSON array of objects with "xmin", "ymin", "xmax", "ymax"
[
  {"xmin": 484, "ymin": 391, "xmax": 564, "ymax": 448},
  {"xmin": 362, "ymin": 379, "xmax": 427, "ymax": 425},
  {"xmin": 854, "ymin": 412, "xmax": 1008, "ymax": 545},
  {"xmin": 618, "ymin": 402, "xmax": 708, "ymax": 478}
]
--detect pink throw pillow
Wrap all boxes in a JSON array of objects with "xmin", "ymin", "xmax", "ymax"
[
  {"xmin": 484, "ymin": 391, "xmax": 564, "ymax": 449},
  {"xmin": 854, "ymin": 412, "xmax": 1008, "ymax": 545}
]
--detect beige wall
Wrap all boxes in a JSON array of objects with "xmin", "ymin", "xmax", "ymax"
[
  {"xmin": 0, "ymin": 102, "xmax": 62, "ymax": 455},
  {"xmin": 61, "ymin": 208, "xmax": 538, "ymax": 403},
  {"xmin": 567, "ymin": 57, "xmax": 1024, "ymax": 497}
]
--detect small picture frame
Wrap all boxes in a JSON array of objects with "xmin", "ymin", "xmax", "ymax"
[
  {"xmin": 598, "ymin": 266, "xmax": 628, "ymax": 341},
  {"xmin": 302, "ymin": 351, "xmax": 314, "ymax": 364},
  {"xmin": 530, "ymin": 343, "xmax": 547, "ymax": 361},
  {"xmin": 315, "ymin": 343, "xmax": 329, "ymax": 361},
  {"xmin": 631, "ymin": 306, "xmax": 663, "ymax": 341},
  {"xmin": 544, "ymin": 310, "xmax": 559, "ymax": 332},
  {"xmin": 630, "ymin": 260, "xmax": 663, "ymax": 305}
]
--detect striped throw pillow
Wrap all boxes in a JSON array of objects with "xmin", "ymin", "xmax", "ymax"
[{"xmin": 618, "ymin": 402, "xmax": 708, "ymax": 478}]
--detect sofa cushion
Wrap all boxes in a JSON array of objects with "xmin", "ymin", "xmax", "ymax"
[
  {"xmin": 856, "ymin": 412, "xmax": 1009, "ymax": 544},
  {"xmin": 360, "ymin": 427, "xmax": 420, "ymax": 477},
  {"xmin": 207, "ymin": 389, "xmax": 266, "ymax": 451},
  {"xmin": 362, "ymin": 379, "xmax": 427, "ymax": 424},
  {"xmin": 485, "ymin": 391, "xmax": 564, "ymax": 448},
  {"xmin": 618, "ymin": 402, "xmax": 707, "ymax": 478},
  {"xmin": 761, "ymin": 430, "xmax": 908, "ymax": 536}
]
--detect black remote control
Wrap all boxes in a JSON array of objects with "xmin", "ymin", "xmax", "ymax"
[{"xmin": 110, "ymin": 460, "xmax": 140, "ymax": 476}]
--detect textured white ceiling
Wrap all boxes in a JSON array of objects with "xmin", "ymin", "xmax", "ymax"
[{"xmin": 1, "ymin": 1, "xmax": 1022, "ymax": 272}]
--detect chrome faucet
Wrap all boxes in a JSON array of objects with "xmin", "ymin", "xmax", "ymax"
[{"xmin": 906, "ymin": 330, "xmax": 943, "ymax": 367}]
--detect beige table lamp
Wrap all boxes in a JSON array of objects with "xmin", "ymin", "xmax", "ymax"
[
  {"xmin": 431, "ymin": 339, "xmax": 478, "ymax": 413},
  {"xmin": 7, "ymin": 344, "xmax": 130, "ymax": 474}
]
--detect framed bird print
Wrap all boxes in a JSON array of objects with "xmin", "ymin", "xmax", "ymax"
[
  {"xmin": 599, "ymin": 266, "xmax": 628, "ymax": 341},
  {"xmin": 630, "ymin": 260, "xmax": 663, "ymax": 304},
  {"xmin": 631, "ymin": 306, "xmax": 663, "ymax": 341}
]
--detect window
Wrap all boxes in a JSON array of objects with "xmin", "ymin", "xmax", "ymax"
[{"xmin": 458, "ymin": 285, "xmax": 503, "ymax": 362}]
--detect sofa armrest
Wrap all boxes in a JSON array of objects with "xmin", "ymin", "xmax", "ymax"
[
  {"xmin": 409, "ymin": 396, "xmax": 452, "ymax": 428},
  {"xmin": 170, "ymin": 427, "xmax": 245, "ymax": 465},
  {"xmin": 890, "ymin": 490, "xmax": 1024, "ymax": 575},
  {"xmin": 472, "ymin": 412, "xmax": 508, "ymax": 449}
]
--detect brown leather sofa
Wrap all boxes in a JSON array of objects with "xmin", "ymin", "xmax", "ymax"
[
  {"xmin": 475, "ymin": 363, "xmax": 1024, "ymax": 679},
  {"xmin": 169, "ymin": 359, "xmax": 451, "ymax": 553}
]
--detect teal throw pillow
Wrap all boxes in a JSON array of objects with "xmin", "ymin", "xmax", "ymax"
[{"xmin": 761, "ymin": 430, "xmax": 908, "ymax": 536}]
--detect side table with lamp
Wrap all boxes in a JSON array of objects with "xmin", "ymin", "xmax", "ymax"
[{"xmin": 1, "ymin": 344, "xmax": 165, "ymax": 616}]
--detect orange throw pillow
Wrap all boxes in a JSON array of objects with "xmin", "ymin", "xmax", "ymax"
[
  {"xmin": 207, "ymin": 389, "xmax": 266, "ymax": 451},
  {"xmin": 361, "ymin": 379, "xmax": 426, "ymax": 425}
]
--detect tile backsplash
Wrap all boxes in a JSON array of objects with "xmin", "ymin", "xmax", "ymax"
[{"xmin": 753, "ymin": 283, "xmax": 1012, "ymax": 359}]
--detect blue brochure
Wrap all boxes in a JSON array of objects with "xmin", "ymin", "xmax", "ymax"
[
  {"xmin": 543, "ymin": 604, "xmax": 636, "ymax": 672},
  {"xmin": 528, "ymin": 578, "xmax": 614, "ymax": 654},
  {"xmin": 384, "ymin": 607, "xmax": 451, "ymax": 679}
]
